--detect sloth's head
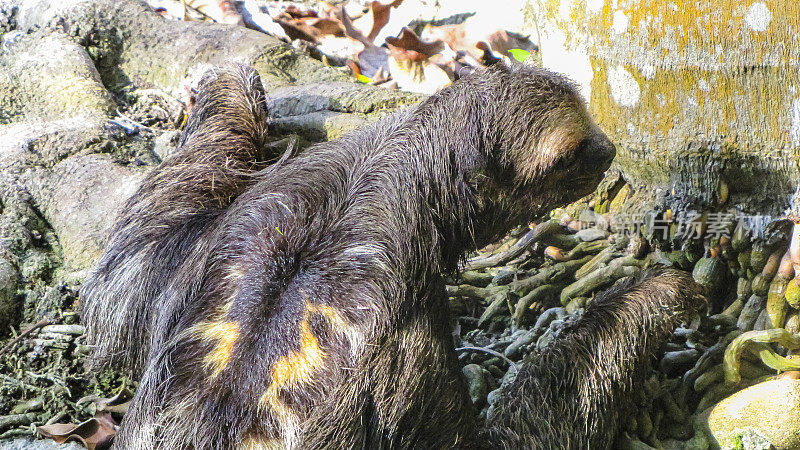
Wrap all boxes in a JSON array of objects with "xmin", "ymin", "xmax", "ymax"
[{"xmin": 467, "ymin": 63, "xmax": 616, "ymax": 243}]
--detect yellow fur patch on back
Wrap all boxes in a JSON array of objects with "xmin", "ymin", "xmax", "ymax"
[
  {"xmin": 187, "ymin": 299, "xmax": 239, "ymax": 379},
  {"xmin": 199, "ymin": 320, "xmax": 240, "ymax": 378},
  {"xmin": 258, "ymin": 316, "xmax": 323, "ymax": 446},
  {"xmin": 258, "ymin": 300, "xmax": 356, "ymax": 444},
  {"xmin": 272, "ymin": 319, "xmax": 325, "ymax": 387}
]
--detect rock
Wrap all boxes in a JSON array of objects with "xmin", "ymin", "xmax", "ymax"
[
  {"xmin": 491, "ymin": 268, "xmax": 517, "ymax": 286},
  {"xmin": 0, "ymin": 251, "xmax": 19, "ymax": 331},
  {"xmin": 659, "ymin": 348, "xmax": 700, "ymax": 377},
  {"xmin": 26, "ymin": 154, "xmax": 146, "ymax": 271},
  {"xmin": 39, "ymin": 325, "xmax": 84, "ymax": 336},
  {"xmin": 0, "ymin": 33, "xmax": 115, "ymax": 125},
  {"xmin": 461, "ymin": 364, "xmax": 488, "ymax": 407},
  {"xmin": 14, "ymin": 0, "xmax": 345, "ymax": 93},
  {"xmin": 9, "ymin": 398, "xmax": 43, "ymax": 415},
  {"xmin": 737, "ymin": 294, "xmax": 766, "ymax": 331},
  {"xmin": 270, "ymin": 110, "xmax": 376, "ymax": 142},
  {"xmin": 486, "ymin": 387, "xmax": 502, "ymax": 406},
  {"xmin": 575, "ymin": 228, "xmax": 608, "ymax": 242},
  {"xmin": 564, "ymin": 296, "xmax": 586, "ymax": 314},
  {"xmin": 536, "ymin": 321, "xmax": 562, "ymax": 349},
  {"xmin": 0, "ymin": 438, "xmax": 82, "ymax": 449},
  {"xmin": 740, "ymin": 428, "xmax": 774, "ymax": 450},
  {"xmin": 0, "ymin": 32, "xmax": 114, "ymax": 175},
  {"xmin": 707, "ymin": 378, "xmax": 800, "ymax": 449},
  {"xmin": 461, "ymin": 270, "xmax": 494, "ymax": 287},
  {"xmin": 531, "ymin": 307, "xmax": 565, "ymax": 336},
  {"xmin": 267, "ymin": 82, "xmax": 423, "ymax": 118},
  {"xmin": 153, "ymin": 130, "xmax": 180, "ymax": 161},
  {"xmin": 477, "ymin": 293, "xmax": 508, "ymax": 328}
]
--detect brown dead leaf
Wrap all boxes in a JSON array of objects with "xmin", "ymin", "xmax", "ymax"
[
  {"xmin": 385, "ymin": 28, "xmax": 450, "ymax": 93},
  {"xmin": 385, "ymin": 28, "xmax": 444, "ymax": 62},
  {"xmin": 339, "ymin": 6, "xmax": 372, "ymax": 47},
  {"xmin": 476, "ymin": 41, "xmax": 501, "ymax": 66},
  {"xmin": 77, "ymin": 387, "xmax": 133, "ymax": 416},
  {"xmin": 38, "ymin": 412, "xmax": 117, "ymax": 450},
  {"xmin": 316, "ymin": 2, "xmax": 344, "ymax": 20},
  {"xmin": 339, "ymin": 6, "xmax": 389, "ymax": 79},
  {"xmin": 306, "ymin": 17, "xmax": 346, "ymax": 37},
  {"xmin": 297, "ymin": 17, "xmax": 345, "ymax": 38},
  {"xmin": 420, "ymin": 24, "xmax": 472, "ymax": 57},
  {"xmin": 184, "ymin": 0, "xmax": 243, "ymax": 25},
  {"xmin": 355, "ymin": 46, "xmax": 389, "ymax": 79},
  {"xmin": 369, "ymin": 67, "xmax": 391, "ymax": 85},
  {"xmin": 430, "ymin": 51, "xmax": 474, "ymax": 81},
  {"xmin": 422, "ymin": 23, "xmax": 537, "ymax": 63},
  {"xmin": 284, "ymin": 5, "xmax": 317, "ymax": 19},
  {"xmin": 351, "ymin": 0, "xmax": 404, "ymax": 42},
  {"xmin": 274, "ymin": 14, "xmax": 346, "ymax": 42},
  {"xmin": 273, "ymin": 15, "xmax": 318, "ymax": 42}
]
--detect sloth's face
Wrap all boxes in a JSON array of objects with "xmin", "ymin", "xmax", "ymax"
[
  {"xmin": 484, "ymin": 68, "xmax": 615, "ymax": 215},
  {"xmin": 528, "ymin": 125, "xmax": 616, "ymax": 215},
  {"xmin": 466, "ymin": 65, "xmax": 616, "ymax": 246},
  {"xmin": 472, "ymin": 125, "xmax": 614, "ymax": 246}
]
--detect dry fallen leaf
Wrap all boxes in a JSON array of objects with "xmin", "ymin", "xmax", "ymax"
[
  {"xmin": 385, "ymin": 27, "xmax": 444, "ymax": 62},
  {"xmin": 38, "ymin": 412, "xmax": 118, "ymax": 450},
  {"xmin": 421, "ymin": 22, "xmax": 537, "ymax": 63},
  {"xmin": 184, "ymin": 0, "xmax": 243, "ymax": 25},
  {"xmin": 283, "ymin": 5, "xmax": 317, "ymax": 19},
  {"xmin": 238, "ymin": 0, "xmax": 289, "ymax": 39},
  {"xmin": 339, "ymin": 7, "xmax": 389, "ymax": 78},
  {"xmin": 386, "ymin": 28, "xmax": 449, "ymax": 94},
  {"xmin": 352, "ymin": 0, "xmax": 404, "ymax": 42},
  {"xmin": 77, "ymin": 387, "xmax": 133, "ymax": 416}
]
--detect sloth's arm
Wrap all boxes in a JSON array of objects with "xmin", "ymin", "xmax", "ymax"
[
  {"xmin": 487, "ymin": 268, "xmax": 706, "ymax": 449},
  {"xmin": 80, "ymin": 65, "xmax": 272, "ymax": 375}
]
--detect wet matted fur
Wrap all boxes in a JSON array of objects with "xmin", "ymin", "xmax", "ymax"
[
  {"xmin": 78, "ymin": 63, "xmax": 703, "ymax": 449},
  {"xmin": 487, "ymin": 268, "xmax": 706, "ymax": 448}
]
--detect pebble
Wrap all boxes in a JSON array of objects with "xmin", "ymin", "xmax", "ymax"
[
  {"xmin": 0, "ymin": 439, "xmax": 82, "ymax": 449},
  {"xmin": 39, "ymin": 325, "xmax": 84, "ymax": 336},
  {"xmin": 531, "ymin": 307, "xmax": 565, "ymax": 335},
  {"xmin": 576, "ymin": 228, "xmax": 609, "ymax": 242},
  {"xmin": 462, "ymin": 364, "xmax": 488, "ymax": 407}
]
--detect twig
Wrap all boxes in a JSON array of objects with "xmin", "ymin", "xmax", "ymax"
[
  {"xmin": 0, "ymin": 374, "xmax": 38, "ymax": 391},
  {"xmin": 0, "ymin": 318, "xmax": 50, "ymax": 356},
  {"xmin": 456, "ymin": 346, "xmax": 519, "ymax": 372},
  {"xmin": 465, "ymin": 220, "xmax": 562, "ymax": 270}
]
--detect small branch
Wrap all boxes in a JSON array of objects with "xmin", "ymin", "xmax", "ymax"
[
  {"xmin": 456, "ymin": 346, "xmax": 519, "ymax": 372},
  {"xmin": 465, "ymin": 220, "xmax": 562, "ymax": 270},
  {"xmin": 0, "ymin": 318, "xmax": 50, "ymax": 356}
]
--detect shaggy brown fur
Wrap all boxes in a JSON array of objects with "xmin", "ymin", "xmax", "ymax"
[
  {"xmin": 81, "ymin": 65, "xmax": 274, "ymax": 376},
  {"xmin": 488, "ymin": 268, "xmax": 706, "ymax": 448},
  {"xmin": 77, "ymin": 63, "xmax": 704, "ymax": 450}
]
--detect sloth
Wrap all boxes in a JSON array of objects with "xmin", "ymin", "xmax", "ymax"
[{"xmin": 80, "ymin": 63, "xmax": 704, "ymax": 449}]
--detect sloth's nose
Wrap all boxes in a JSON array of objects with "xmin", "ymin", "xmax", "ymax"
[{"xmin": 595, "ymin": 134, "xmax": 616, "ymax": 168}]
